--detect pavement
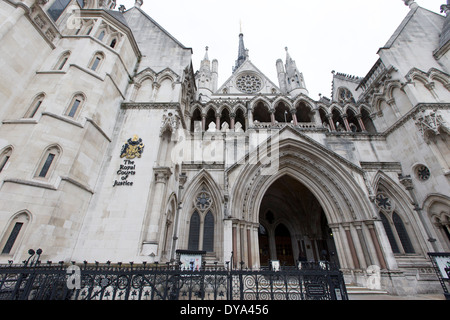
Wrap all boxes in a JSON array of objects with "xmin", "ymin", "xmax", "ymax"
[{"xmin": 348, "ymin": 293, "xmax": 447, "ymax": 300}]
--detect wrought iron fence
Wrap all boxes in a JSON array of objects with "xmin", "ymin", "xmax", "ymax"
[{"xmin": 0, "ymin": 251, "xmax": 348, "ymax": 301}]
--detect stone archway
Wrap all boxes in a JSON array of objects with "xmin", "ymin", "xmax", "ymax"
[
  {"xmin": 228, "ymin": 130, "xmax": 389, "ymax": 273},
  {"xmin": 258, "ymin": 175, "xmax": 339, "ymax": 267}
]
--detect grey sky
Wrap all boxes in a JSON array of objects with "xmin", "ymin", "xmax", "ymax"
[{"xmin": 118, "ymin": 0, "xmax": 446, "ymax": 98}]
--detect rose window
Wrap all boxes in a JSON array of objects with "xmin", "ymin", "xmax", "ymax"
[
  {"xmin": 416, "ymin": 165, "xmax": 430, "ymax": 181},
  {"xmin": 236, "ymin": 74, "xmax": 262, "ymax": 94}
]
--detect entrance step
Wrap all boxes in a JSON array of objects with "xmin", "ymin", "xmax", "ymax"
[{"xmin": 346, "ymin": 285, "xmax": 388, "ymax": 295}]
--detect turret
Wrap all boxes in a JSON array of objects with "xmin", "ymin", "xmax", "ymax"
[
  {"xmin": 436, "ymin": 0, "xmax": 450, "ymax": 58},
  {"xmin": 196, "ymin": 47, "xmax": 216, "ymax": 101},
  {"xmin": 276, "ymin": 59, "xmax": 287, "ymax": 93},
  {"xmin": 283, "ymin": 47, "xmax": 308, "ymax": 97}
]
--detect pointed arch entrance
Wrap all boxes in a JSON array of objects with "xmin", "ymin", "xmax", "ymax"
[{"xmin": 258, "ymin": 175, "xmax": 339, "ymax": 267}]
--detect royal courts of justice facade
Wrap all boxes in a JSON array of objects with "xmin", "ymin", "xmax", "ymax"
[{"xmin": 0, "ymin": 0, "xmax": 449, "ymax": 295}]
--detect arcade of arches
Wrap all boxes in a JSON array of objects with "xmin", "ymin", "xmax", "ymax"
[{"xmin": 257, "ymin": 175, "xmax": 339, "ymax": 267}]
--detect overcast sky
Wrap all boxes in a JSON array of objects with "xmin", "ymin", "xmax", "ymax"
[{"xmin": 117, "ymin": 0, "xmax": 446, "ymax": 99}]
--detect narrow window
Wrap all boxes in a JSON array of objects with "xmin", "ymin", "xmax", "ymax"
[
  {"xmin": 57, "ymin": 57, "xmax": 68, "ymax": 70},
  {"xmin": 202, "ymin": 211, "xmax": 214, "ymax": 252},
  {"xmin": 0, "ymin": 148, "xmax": 12, "ymax": 173},
  {"xmin": 393, "ymin": 212, "xmax": 415, "ymax": 254},
  {"xmin": 91, "ymin": 57, "xmax": 101, "ymax": 71},
  {"xmin": 380, "ymin": 213, "xmax": 400, "ymax": 254},
  {"xmin": 98, "ymin": 30, "xmax": 105, "ymax": 41},
  {"xmin": 2, "ymin": 222, "xmax": 23, "ymax": 254},
  {"xmin": 110, "ymin": 38, "xmax": 117, "ymax": 48},
  {"xmin": 188, "ymin": 211, "xmax": 200, "ymax": 251},
  {"xmin": 30, "ymin": 100, "xmax": 42, "ymax": 117},
  {"xmin": 86, "ymin": 26, "xmax": 93, "ymax": 35},
  {"xmin": 68, "ymin": 99, "xmax": 81, "ymax": 117},
  {"xmin": 0, "ymin": 156, "xmax": 10, "ymax": 173},
  {"xmin": 39, "ymin": 153, "xmax": 55, "ymax": 177},
  {"xmin": 25, "ymin": 94, "xmax": 45, "ymax": 118}
]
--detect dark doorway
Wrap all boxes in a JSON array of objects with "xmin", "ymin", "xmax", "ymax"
[{"xmin": 258, "ymin": 175, "xmax": 339, "ymax": 267}]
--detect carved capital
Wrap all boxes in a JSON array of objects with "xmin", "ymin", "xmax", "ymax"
[{"xmin": 154, "ymin": 167, "xmax": 172, "ymax": 183}]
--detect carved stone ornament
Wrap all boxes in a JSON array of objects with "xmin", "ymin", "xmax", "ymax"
[
  {"xmin": 375, "ymin": 192, "xmax": 394, "ymax": 213},
  {"xmin": 195, "ymin": 187, "xmax": 212, "ymax": 212},
  {"xmin": 120, "ymin": 135, "xmax": 145, "ymax": 159},
  {"xmin": 160, "ymin": 110, "xmax": 180, "ymax": 137},
  {"xmin": 414, "ymin": 109, "xmax": 450, "ymax": 141}
]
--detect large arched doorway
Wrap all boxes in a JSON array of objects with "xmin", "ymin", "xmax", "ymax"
[{"xmin": 258, "ymin": 175, "xmax": 339, "ymax": 267}]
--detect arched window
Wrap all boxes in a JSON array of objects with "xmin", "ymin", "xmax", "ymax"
[
  {"xmin": 235, "ymin": 108, "xmax": 246, "ymax": 132},
  {"xmin": 188, "ymin": 187, "xmax": 216, "ymax": 252},
  {"xmin": 188, "ymin": 211, "xmax": 201, "ymax": 251},
  {"xmin": 65, "ymin": 93, "xmax": 85, "ymax": 118},
  {"xmin": 97, "ymin": 30, "xmax": 106, "ymax": 41},
  {"xmin": 296, "ymin": 102, "xmax": 313, "ymax": 122},
  {"xmin": 89, "ymin": 52, "xmax": 104, "ymax": 72},
  {"xmin": 380, "ymin": 211, "xmax": 415, "ymax": 254},
  {"xmin": 35, "ymin": 145, "xmax": 61, "ymax": 180},
  {"xmin": 0, "ymin": 147, "xmax": 12, "ymax": 173},
  {"xmin": 337, "ymin": 87, "xmax": 355, "ymax": 103},
  {"xmin": 361, "ymin": 108, "xmax": 376, "ymax": 133},
  {"xmin": 392, "ymin": 212, "xmax": 415, "ymax": 254},
  {"xmin": 54, "ymin": 51, "xmax": 70, "ymax": 71},
  {"xmin": 202, "ymin": 211, "xmax": 214, "ymax": 252},
  {"xmin": 253, "ymin": 101, "xmax": 271, "ymax": 123},
  {"xmin": 0, "ymin": 212, "xmax": 30, "ymax": 255},
  {"xmin": 190, "ymin": 108, "xmax": 202, "ymax": 132},
  {"xmin": 110, "ymin": 38, "xmax": 117, "ymax": 48},
  {"xmin": 274, "ymin": 102, "xmax": 292, "ymax": 123},
  {"xmin": 24, "ymin": 93, "xmax": 45, "ymax": 118},
  {"xmin": 380, "ymin": 212, "xmax": 400, "ymax": 254},
  {"xmin": 376, "ymin": 190, "xmax": 415, "ymax": 255}
]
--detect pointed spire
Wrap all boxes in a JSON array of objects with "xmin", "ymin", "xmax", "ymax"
[
  {"xmin": 233, "ymin": 29, "xmax": 247, "ymax": 73},
  {"xmin": 282, "ymin": 47, "xmax": 308, "ymax": 97},
  {"xmin": 203, "ymin": 46, "xmax": 209, "ymax": 61}
]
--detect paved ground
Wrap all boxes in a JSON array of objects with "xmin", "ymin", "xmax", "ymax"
[{"xmin": 348, "ymin": 293, "xmax": 446, "ymax": 300}]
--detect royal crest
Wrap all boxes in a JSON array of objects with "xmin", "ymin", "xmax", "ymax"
[{"xmin": 120, "ymin": 135, "xmax": 145, "ymax": 159}]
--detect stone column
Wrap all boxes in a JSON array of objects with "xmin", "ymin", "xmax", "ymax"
[
  {"xmin": 342, "ymin": 115, "xmax": 351, "ymax": 131},
  {"xmin": 247, "ymin": 108, "xmax": 254, "ymax": 127},
  {"xmin": 141, "ymin": 166, "xmax": 172, "ymax": 260},
  {"xmin": 356, "ymin": 115, "xmax": 366, "ymax": 132},
  {"xmin": 232, "ymin": 221, "xmax": 238, "ymax": 268},
  {"xmin": 365, "ymin": 221, "xmax": 387, "ymax": 270},
  {"xmin": 201, "ymin": 115, "xmax": 206, "ymax": 132},
  {"xmin": 327, "ymin": 114, "xmax": 336, "ymax": 131},
  {"xmin": 291, "ymin": 109, "xmax": 298, "ymax": 125},
  {"xmin": 230, "ymin": 113, "xmax": 235, "ymax": 130},
  {"xmin": 343, "ymin": 223, "xmax": 361, "ymax": 269},
  {"xmin": 214, "ymin": 115, "xmax": 220, "ymax": 131},
  {"xmin": 246, "ymin": 225, "xmax": 252, "ymax": 268},
  {"xmin": 353, "ymin": 222, "xmax": 372, "ymax": 268},
  {"xmin": 270, "ymin": 110, "xmax": 275, "ymax": 125}
]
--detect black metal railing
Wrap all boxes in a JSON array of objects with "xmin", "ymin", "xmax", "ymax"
[{"xmin": 0, "ymin": 251, "xmax": 348, "ymax": 301}]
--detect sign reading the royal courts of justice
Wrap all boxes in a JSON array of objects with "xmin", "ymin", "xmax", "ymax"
[{"xmin": 113, "ymin": 135, "xmax": 144, "ymax": 187}]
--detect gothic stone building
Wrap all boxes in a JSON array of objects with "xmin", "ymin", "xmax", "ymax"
[{"xmin": 0, "ymin": 0, "xmax": 449, "ymax": 296}]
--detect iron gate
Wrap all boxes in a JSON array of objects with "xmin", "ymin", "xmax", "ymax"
[{"xmin": 0, "ymin": 252, "xmax": 347, "ymax": 300}]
